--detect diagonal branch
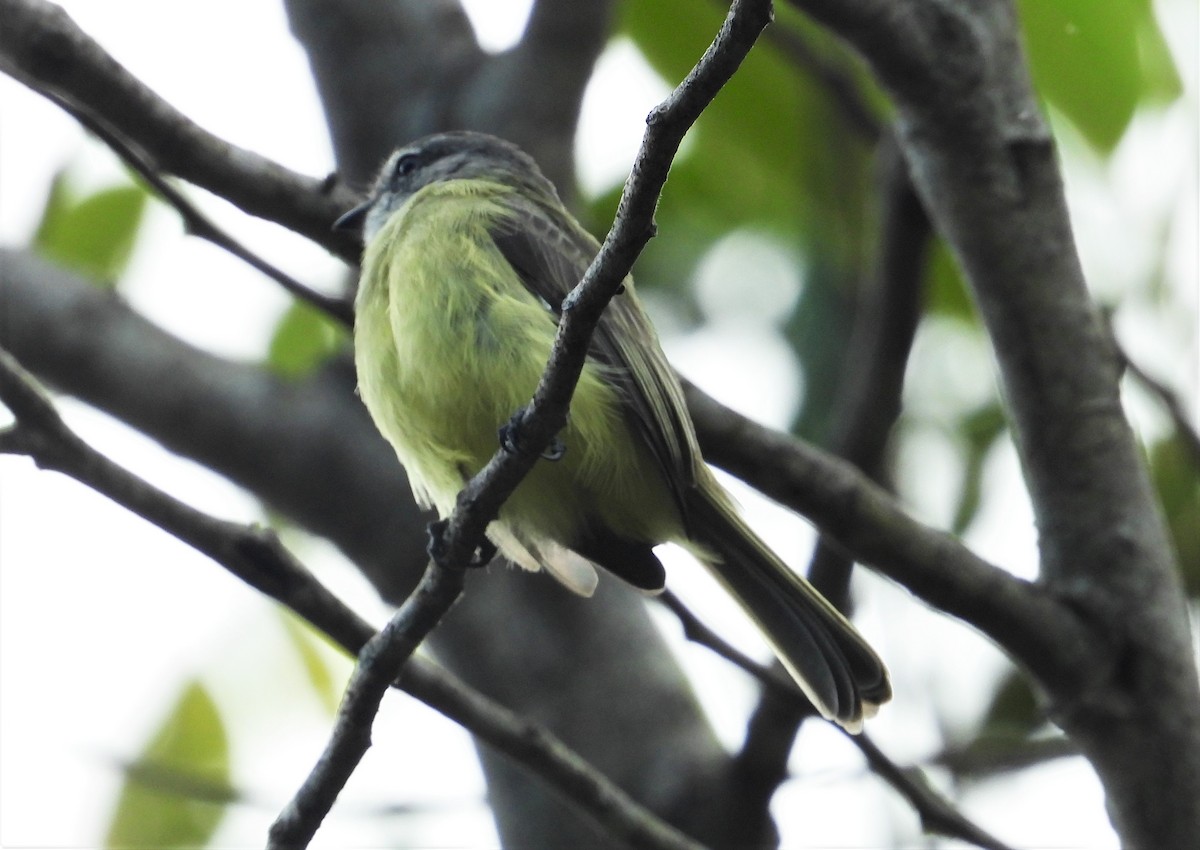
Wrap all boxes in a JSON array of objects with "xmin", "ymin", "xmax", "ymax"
[
  {"xmin": 658, "ymin": 592, "xmax": 1016, "ymax": 850},
  {"xmin": 0, "ymin": 345, "xmax": 703, "ymax": 850},
  {"xmin": 434, "ymin": 0, "xmax": 776, "ymax": 573},
  {"xmin": 43, "ymin": 88, "xmax": 354, "ymax": 326},
  {"xmin": 786, "ymin": 1, "xmax": 1200, "ymax": 845},
  {"xmin": 0, "ymin": 0, "xmax": 359, "ymax": 260},
  {"xmin": 269, "ymin": 1, "xmax": 776, "ymax": 844}
]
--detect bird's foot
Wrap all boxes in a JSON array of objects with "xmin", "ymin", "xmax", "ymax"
[
  {"xmin": 426, "ymin": 519, "xmax": 498, "ymax": 568},
  {"xmin": 498, "ymin": 408, "xmax": 566, "ymax": 461}
]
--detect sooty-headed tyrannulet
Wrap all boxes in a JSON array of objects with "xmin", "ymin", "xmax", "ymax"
[{"xmin": 336, "ymin": 131, "xmax": 890, "ymax": 730}]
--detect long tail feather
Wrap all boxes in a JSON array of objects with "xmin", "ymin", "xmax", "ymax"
[{"xmin": 685, "ymin": 481, "xmax": 890, "ymax": 732}]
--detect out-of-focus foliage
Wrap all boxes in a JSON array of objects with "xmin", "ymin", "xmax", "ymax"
[
  {"xmin": 597, "ymin": 1, "xmax": 877, "ymax": 297},
  {"xmin": 951, "ymin": 403, "xmax": 1009, "ymax": 535},
  {"xmin": 980, "ymin": 669, "xmax": 1042, "ymax": 736},
  {"xmin": 1147, "ymin": 434, "xmax": 1200, "ymax": 595},
  {"xmin": 279, "ymin": 608, "xmax": 349, "ymax": 715},
  {"xmin": 104, "ymin": 681, "xmax": 229, "ymax": 849},
  {"xmin": 266, "ymin": 298, "xmax": 347, "ymax": 378},
  {"xmin": 32, "ymin": 170, "xmax": 149, "ymax": 286},
  {"xmin": 1018, "ymin": 0, "xmax": 1182, "ymax": 152},
  {"xmin": 925, "ymin": 240, "xmax": 977, "ymax": 324}
]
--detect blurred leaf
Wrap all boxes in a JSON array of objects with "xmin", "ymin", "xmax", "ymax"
[
  {"xmin": 266, "ymin": 299, "xmax": 346, "ymax": 378},
  {"xmin": 981, "ymin": 669, "xmax": 1041, "ymax": 734},
  {"xmin": 616, "ymin": 0, "xmax": 876, "ymax": 269},
  {"xmin": 784, "ymin": 260, "xmax": 856, "ymax": 442},
  {"xmin": 279, "ymin": 608, "xmax": 349, "ymax": 715},
  {"xmin": 1018, "ymin": 0, "xmax": 1180, "ymax": 152},
  {"xmin": 1147, "ymin": 434, "xmax": 1200, "ymax": 595},
  {"xmin": 925, "ymin": 240, "xmax": 978, "ymax": 324},
  {"xmin": 105, "ymin": 681, "xmax": 229, "ymax": 849},
  {"xmin": 951, "ymin": 403, "xmax": 1008, "ymax": 535},
  {"xmin": 33, "ymin": 170, "xmax": 148, "ymax": 286},
  {"xmin": 1135, "ymin": 13, "xmax": 1183, "ymax": 104}
]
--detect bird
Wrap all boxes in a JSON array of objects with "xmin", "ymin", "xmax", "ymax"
[{"xmin": 335, "ymin": 130, "xmax": 890, "ymax": 730}]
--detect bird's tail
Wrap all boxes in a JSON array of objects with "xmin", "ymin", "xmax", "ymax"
[{"xmin": 685, "ymin": 480, "xmax": 891, "ymax": 732}]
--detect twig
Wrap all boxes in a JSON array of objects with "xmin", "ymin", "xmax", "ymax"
[
  {"xmin": 935, "ymin": 733, "xmax": 1079, "ymax": 780},
  {"xmin": 41, "ymin": 90, "xmax": 354, "ymax": 326},
  {"xmin": 0, "ymin": 345, "xmax": 703, "ymax": 850},
  {"xmin": 435, "ymin": 0, "xmax": 776, "ymax": 579},
  {"xmin": 0, "ymin": 0, "xmax": 359, "ymax": 260},
  {"xmin": 270, "ymin": 3, "xmax": 776, "ymax": 844},
  {"xmin": 1111, "ymin": 329, "xmax": 1200, "ymax": 469},
  {"xmin": 659, "ymin": 591, "xmax": 1017, "ymax": 850},
  {"xmin": 267, "ymin": 561, "xmax": 466, "ymax": 848}
]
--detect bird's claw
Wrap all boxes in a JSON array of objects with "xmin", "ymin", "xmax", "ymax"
[
  {"xmin": 498, "ymin": 409, "xmax": 566, "ymax": 461},
  {"xmin": 426, "ymin": 519, "xmax": 497, "ymax": 568}
]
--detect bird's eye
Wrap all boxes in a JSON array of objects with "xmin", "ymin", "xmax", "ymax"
[{"xmin": 393, "ymin": 154, "xmax": 418, "ymax": 180}]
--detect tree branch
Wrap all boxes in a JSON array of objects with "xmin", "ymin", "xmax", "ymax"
[
  {"xmin": 686, "ymin": 377, "xmax": 1101, "ymax": 684},
  {"xmin": 658, "ymin": 592, "xmax": 1016, "ymax": 850},
  {"xmin": 267, "ymin": 1, "xmax": 775, "ymax": 843},
  {"xmin": 0, "ymin": 0, "xmax": 359, "ymax": 260},
  {"xmin": 434, "ymin": 0, "xmax": 776, "ymax": 577},
  {"xmin": 473, "ymin": 0, "xmax": 615, "ymax": 194},
  {"xmin": 43, "ymin": 88, "xmax": 354, "ymax": 325},
  {"xmin": 268, "ymin": 560, "xmax": 467, "ymax": 849},
  {"xmin": 284, "ymin": 0, "xmax": 484, "ymax": 188},
  {"xmin": 0, "ymin": 345, "xmax": 704, "ymax": 850},
  {"xmin": 787, "ymin": 0, "xmax": 1200, "ymax": 844}
]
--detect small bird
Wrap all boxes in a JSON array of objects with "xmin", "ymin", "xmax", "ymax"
[{"xmin": 336, "ymin": 131, "xmax": 890, "ymax": 730}]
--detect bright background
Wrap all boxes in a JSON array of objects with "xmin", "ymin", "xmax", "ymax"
[{"xmin": 1, "ymin": 1, "xmax": 1196, "ymax": 848}]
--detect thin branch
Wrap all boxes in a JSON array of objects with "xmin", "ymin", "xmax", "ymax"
[
  {"xmin": 734, "ymin": 132, "xmax": 930, "ymax": 805},
  {"xmin": 0, "ymin": 0, "xmax": 359, "ymax": 261},
  {"xmin": 0, "ymin": 345, "xmax": 703, "ymax": 850},
  {"xmin": 268, "ymin": 561, "xmax": 466, "ymax": 849},
  {"xmin": 658, "ymin": 592, "xmax": 1016, "ymax": 850},
  {"xmin": 43, "ymin": 89, "xmax": 354, "ymax": 326},
  {"xmin": 265, "ymin": 2, "xmax": 776, "ymax": 844},
  {"xmin": 685, "ymin": 378, "xmax": 1102, "ymax": 686},
  {"xmin": 1111, "ymin": 329, "xmax": 1200, "ymax": 468},
  {"xmin": 434, "ymin": 0, "xmax": 775, "ymax": 576}
]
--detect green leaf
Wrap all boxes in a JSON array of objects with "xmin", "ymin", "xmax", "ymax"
[
  {"xmin": 951, "ymin": 403, "xmax": 1009, "ymax": 535},
  {"xmin": 616, "ymin": 0, "xmax": 877, "ymax": 265},
  {"xmin": 279, "ymin": 608, "xmax": 350, "ymax": 715},
  {"xmin": 1147, "ymin": 434, "xmax": 1200, "ymax": 595},
  {"xmin": 105, "ymin": 681, "xmax": 229, "ymax": 849},
  {"xmin": 1018, "ymin": 0, "xmax": 1180, "ymax": 152},
  {"xmin": 982, "ymin": 669, "xmax": 1042, "ymax": 736},
  {"xmin": 925, "ymin": 239, "xmax": 977, "ymax": 323},
  {"xmin": 33, "ymin": 170, "xmax": 148, "ymax": 286},
  {"xmin": 266, "ymin": 299, "xmax": 346, "ymax": 378}
]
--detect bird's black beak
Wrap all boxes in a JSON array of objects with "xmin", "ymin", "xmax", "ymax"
[{"xmin": 333, "ymin": 201, "xmax": 370, "ymax": 233}]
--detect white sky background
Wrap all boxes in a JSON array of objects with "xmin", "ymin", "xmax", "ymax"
[{"xmin": 1, "ymin": 1, "xmax": 1196, "ymax": 848}]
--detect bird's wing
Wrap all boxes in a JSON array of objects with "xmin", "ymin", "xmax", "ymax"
[{"xmin": 487, "ymin": 192, "xmax": 703, "ymax": 524}]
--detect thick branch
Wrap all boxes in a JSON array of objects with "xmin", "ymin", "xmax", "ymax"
[
  {"xmin": 686, "ymin": 378, "xmax": 1101, "ymax": 685},
  {"xmin": 472, "ymin": 0, "xmax": 615, "ymax": 194},
  {"xmin": 0, "ymin": 346, "xmax": 703, "ymax": 850},
  {"xmin": 284, "ymin": 0, "xmax": 484, "ymax": 187},
  {"xmin": 788, "ymin": 0, "xmax": 1200, "ymax": 844}
]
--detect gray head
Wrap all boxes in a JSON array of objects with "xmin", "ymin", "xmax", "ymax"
[{"xmin": 334, "ymin": 131, "xmax": 560, "ymax": 240}]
